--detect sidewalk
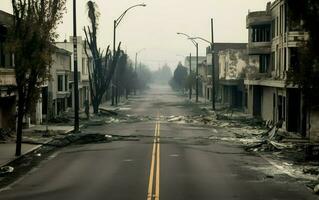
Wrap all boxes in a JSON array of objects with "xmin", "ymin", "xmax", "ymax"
[{"xmin": 0, "ymin": 124, "xmax": 74, "ymax": 168}]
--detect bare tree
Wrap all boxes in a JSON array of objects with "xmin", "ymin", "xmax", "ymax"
[
  {"xmin": 6, "ymin": 0, "xmax": 66, "ymax": 156},
  {"xmin": 84, "ymin": 1, "xmax": 121, "ymax": 114}
]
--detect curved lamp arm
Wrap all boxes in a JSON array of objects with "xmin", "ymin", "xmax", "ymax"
[
  {"xmin": 177, "ymin": 32, "xmax": 198, "ymax": 47},
  {"xmin": 115, "ymin": 3, "xmax": 146, "ymax": 28}
]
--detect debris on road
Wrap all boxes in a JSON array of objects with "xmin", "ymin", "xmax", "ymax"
[
  {"xmin": 0, "ymin": 166, "xmax": 14, "ymax": 175},
  {"xmin": 99, "ymin": 107, "xmax": 119, "ymax": 116}
]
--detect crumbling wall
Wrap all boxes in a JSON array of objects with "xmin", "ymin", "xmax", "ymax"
[
  {"xmin": 219, "ymin": 49, "xmax": 248, "ymax": 80},
  {"xmin": 261, "ymin": 87, "xmax": 274, "ymax": 122}
]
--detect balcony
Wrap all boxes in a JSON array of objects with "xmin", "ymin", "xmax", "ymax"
[
  {"xmin": 0, "ymin": 68, "xmax": 16, "ymax": 86},
  {"xmin": 246, "ymin": 11, "xmax": 271, "ymax": 28},
  {"xmin": 247, "ymin": 42, "xmax": 271, "ymax": 55},
  {"xmin": 284, "ymin": 31, "xmax": 308, "ymax": 46}
]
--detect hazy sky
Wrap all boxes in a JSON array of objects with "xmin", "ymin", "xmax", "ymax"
[{"xmin": 1, "ymin": 0, "xmax": 270, "ymax": 71}]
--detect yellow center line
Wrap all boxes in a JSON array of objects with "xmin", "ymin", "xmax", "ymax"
[
  {"xmin": 147, "ymin": 122, "xmax": 157, "ymax": 200},
  {"xmin": 155, "ymin": 121, "xmax": 160, "ymax": 200},
  {"xmin": 147, "ymin": 113, "xmax": 161, "ymax": 200}
]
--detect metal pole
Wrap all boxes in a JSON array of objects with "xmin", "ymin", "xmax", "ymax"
[
  {"xmin": 189, "ymin": 53, "xmax": 192, "ymax": 100},
  {"xmin": 111, "ymin": 20, "xmax": 116, "ymax": 106},
  {"xmin": 134, "ymin": 52, "xmax": 137, "ymax": 95},
  {"xmin": 196, "ymin": 43, "xmax": 199, "ymax": 103},
  {"xmin": 211, "ymin": 18, "xmax": 216, "ymax": 110},
  {"xmin": 73, "ymin": 0, "xmax": 79, "ymax": 132}
]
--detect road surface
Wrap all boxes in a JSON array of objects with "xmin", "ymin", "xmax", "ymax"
[{"xmin": 0, "ymin": 85, "xmax": 317, "ymax": 200}]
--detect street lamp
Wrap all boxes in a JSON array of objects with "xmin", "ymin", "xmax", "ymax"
[
  {"xmin": 134, "ymin": 48, "xmax": 145, "ymax": 95},
  {"xmin": 111, "ymin": 3, "xmax": 146, "ymax": 106},
  {"xmin": 189, "ymin": 19, "xmax": 215, "ymax": 110},
  {"xmin": 135, "ymin": 48, "xmax": 146, "ymax": 72},
  {"xmin": 177, "ymin": 32, "xmax": 199, "ymax": 103},
  {"xmin": 73, "ymin": 0, "xmax": 79, "ymax": 132},
  {"xmin": 113, "ymin": 3, "xmax": 147, "ymax": 53}
]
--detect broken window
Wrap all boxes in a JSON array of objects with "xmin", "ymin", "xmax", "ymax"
[
  {"xmin": 251, "ymin": 25, "xmax": 271, "ymax": 42},
  {"xmin": 278, "ymin": 95, "xmax": 286, "ymax": 121},
  {"xmin": 290, "ymin": 47, "xmax": 300, "ymax": 72},
  {"xmin": 259, "ymin": 54, "xmax": 270, "ymax": 73},
  {"xmin": 58, "ymin": 75, "xmax": 64, "ymax": 92}
]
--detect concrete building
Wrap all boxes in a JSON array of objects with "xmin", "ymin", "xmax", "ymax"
[
  {"xmin": 245, "ymin": 0, "xmax": 309, "ymax": 135},
  {"xmin": 187, "ymin": 44, "xmax": 247, "ymax": 102},
  {"xmin": 218, "ymin": 49, "xmax": 248, "ymax": 109},
  {"xmin": 56, "ymin": 37, "xmax": 92, "ymax": 111},
  {"xmin": 44, "ymin": 47, "xmax": 72, "ymax": 120},
  {"xmin": 0, "ymin": 10, "xmax": 16, "ymax": 130}
]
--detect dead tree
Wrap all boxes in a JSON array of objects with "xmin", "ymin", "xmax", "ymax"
[{"xmin": 84, "ymin": 1, "xmax": 121, "ymax": 114}]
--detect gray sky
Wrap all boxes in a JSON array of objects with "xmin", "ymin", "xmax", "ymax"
[{"xmin": 1, "ymin": 0, "xmax": 270, "ymax": 71}]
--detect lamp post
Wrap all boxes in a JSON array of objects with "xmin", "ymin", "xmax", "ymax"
[
  {"xmin": 73, "ymin": 0, "xmax": 79, "ymax": 132},
  {"xmin": 112, "ymin": 3, "xmax": 146, "ymax": 105},
  {"xmin": 135, "ymin": 48, "xmax": 145, "ymax": 95},
  {"xmin": 177, "ymin": 32, "xmax": 199, "ymax": 103},
  {"xmin": 189, "ymin": 19, "xmax": 215, "ymax": 110}
]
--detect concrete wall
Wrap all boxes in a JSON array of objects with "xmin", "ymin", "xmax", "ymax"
[
  {"xmin": 219, "ymin": 49, "xmax": 247, "ymax": 80},
  {"xmin": 261, "ymin": 87, "xmax": 274, "ymax": 121}
]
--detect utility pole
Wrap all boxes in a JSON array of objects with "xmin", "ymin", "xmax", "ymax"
[
  {"xmin": 196, "ymin": 43, "xmax": 199, "ymax": 103},
  {"xmin": 134, "ymin": 52, "xmax": 137, "ymax": 95},
  {"xmin": 111, "ymin": 20, "xmax": 116, "ymax": 106},
  {"xmin": 211, "ymin": 18, "xmax": 216, "ymax": 110},
  {"xmin": 189, "ymin": 53, "xmax": 192, "ymax": 100},
  {"xmin": 73, "ymin": 0, "xmax": 79, "ymax": 132}
]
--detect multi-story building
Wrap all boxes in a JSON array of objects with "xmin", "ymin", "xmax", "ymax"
[
  {"xmin": 56, "ymin": 37, "xmax": 92, "ymax": 111},
  {"xmin": 190, "ymin": 43, "xmax": 247, "ymax": 102},
  {"xmin": 218, "ymin": 48, "xmax": 248, "ymax": 109},
  {"xmin": 42, "ymin": 47, "xmax": 72, "ymax": 120},
  {"xmin": 245, "ymin": 0, "xmax": 309, "ymax": 135},
  {"xmin": 0, "ymin": 10, "xmax": 16, "ymax": 129}
]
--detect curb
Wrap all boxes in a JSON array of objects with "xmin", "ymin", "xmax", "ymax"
[{"xmin": 0, "ymin": 127, "xmax": 76, "ymax": 168}]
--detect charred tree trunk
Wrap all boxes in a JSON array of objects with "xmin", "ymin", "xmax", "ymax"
[
  {"xmin": 92, "ymin": 99, "xmax": 100, "ymax": 114},
  {"xmin": 15, "ymin": 89, "xmax": 25, "ymax": 156}
]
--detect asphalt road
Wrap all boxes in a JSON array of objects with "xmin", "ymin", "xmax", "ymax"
[{"xmin": 0, "ymin": 85, "xmax": 317, "ymax": 200}]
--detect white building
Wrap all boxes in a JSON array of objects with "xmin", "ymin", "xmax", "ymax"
[{"xmin": 56, "ymin": 36, "xmax": 92, "ymax": 111}]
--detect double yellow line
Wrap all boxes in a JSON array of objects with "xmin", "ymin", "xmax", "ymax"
[{"xmin": 147, "ymin": 117, "xmax": 161, "ymax": 200}]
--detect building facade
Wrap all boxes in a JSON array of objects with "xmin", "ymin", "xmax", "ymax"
[
  {"xmin": 219, "ymin": 49, "xmax": 248, "ymax": 109},
  {"xmin": 0, "ymin": 10, "xmax": 16, "ymax": 130},
  {"xmin": 56, "ymin": 37, "xmax": 92, "ymax": 111},
  {"xmin": 245, "ymin": 0, "xmax": 308, "ymax": 134}
]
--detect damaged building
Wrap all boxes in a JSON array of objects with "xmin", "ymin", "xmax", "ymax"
[
  {"xmin": 244, "ymin": 0, "xmax": 316, "ymax": 138},
  {"xmin": 0, "ymin": 10, "xmax": 15, "ymax": 130},
  {"xmin": 218, "ymin": 48, "xmax": 248, "ymax": 109}
]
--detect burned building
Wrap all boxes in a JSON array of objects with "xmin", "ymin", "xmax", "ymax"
[
  {"xmin": 0, "ymin": 10, "xmax": 16, "ymax": 130},
  {"xmin": 218, "ymin": 48, "xmax": 248, "ymax": 109},
  {"xmin": 245, "ymin": 0, "xmax": 309, "ymax": 135}
]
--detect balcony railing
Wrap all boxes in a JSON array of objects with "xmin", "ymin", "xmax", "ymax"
[{"xmin": 0, "ymin": 68, "xmax": 16, "ymax": 86}]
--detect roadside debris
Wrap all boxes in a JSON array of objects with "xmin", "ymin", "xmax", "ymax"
[
  {"xmin": 314, "ymin": 184, "xmax": 319, "ymax": 194},
  {"xmin": 99, "ymin": 107, "xmax": 119, "ymax": 116},
  {"xmin": 0, "ymin": 166, "xmax": 14, "ymax": 175}
]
